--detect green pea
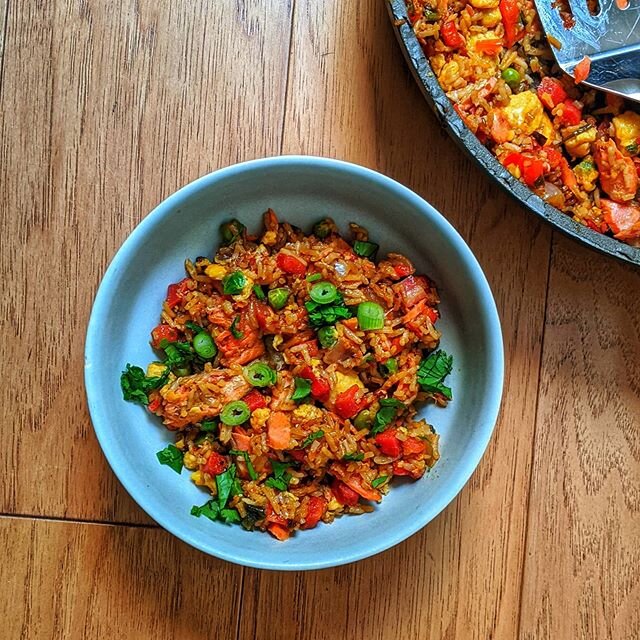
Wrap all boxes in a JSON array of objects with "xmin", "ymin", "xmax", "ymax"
[
  {"xmin": 501, "ymin": 68, "xmax": 521, "ymax": 86},
  {"xmin": 353, "ymin": 409, "xmax": 375, "ymax": 431},
  {"xmin": 193, "ymin": 332, "xmax": 217, "ymax": 359}
]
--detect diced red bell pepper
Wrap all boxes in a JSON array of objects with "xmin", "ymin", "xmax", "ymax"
[
  {"xmin": 499, "ymin": 0, "xmax": 523, "ymax": 47},
  {"xmin": 265, "ymin": 502, "xmax": 288, "ymax": 526},
  {"xmin": 301, "ymin": 496, "xmax": 326, "ymax": 529},
  {"xmin": 503, "ymin": 152, "xmax": 525, "ymax": 171},
  {"xmin": 558, "ymin": 100, "xmax": 582, "ymax": 126},
  {"xmin": 425, "ymin": 307, "xmax": 438, "ymax": 324},
  {"xmin": 522, "ymin": 158, "xmax": 545, "ymax": 188},
  {"xmin": 243, "ymin": 389, "xmax": 267, "ymax": 412},
  {"xmin": 331, "ymin": 478, "xmax": 360, "ymax": 506},
  {"xmin": 392, "ymin": 461, "xmax": 412, "ymax": 476},
  {"xmin": 276, "ymin": 253, "xmax": 306, "ymax": 275},
  {"xmin": 393, "ymin": 263, "xmax": 413, "ymax": 278},
  {"xmin": 147, "ymin": 396, "xmax": 161, "ymax": 413},
  {"xmin": 440, "ymin": 20, "xmax": 465, "ymax": 49},
  {"xmin": 334, "ymin": 385, "xmax": 366, "ymax": 420},
  {"xmin": 166, "ymin": 278, "xmax": 192, "ymax": 308},
  {"xmin": 299, "ymin": 366, "xmax": 331, "ymax": 402},
  {"xmin": 402, "ymin": 437, "xmax": 427, "ymax": 456},
  {"xmin": 310, "ymin": 378, "xmax": 331, "ymax": 402},
  {"xmin": 150, "ymin": 324, "xmax": 179, "ymax": 349},
  {"xmin": 203, "ymin": 451, "xmax": 227, "ymax": 476},
  {"xmin": 573, "ymin": 56, "xmax": 591, "ymax": 83},
  {"xmin": 375, "ymin": 429, "xmax": 402, "ymax": 458},
  {"xmin": 537, "ymin": 77, "xmax": 567, "ymax": 110}
]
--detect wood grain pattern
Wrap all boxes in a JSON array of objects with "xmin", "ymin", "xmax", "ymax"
[
  {"xmin": 2, "ymin": 0, "xmax": 639, "ymax": 637},
  {"xmin": 238, "ymin": 2, "xmax": 552, "ymax": 638},
  {"xmin": 519, "ymin": 235, "xmax": 640, "ymax": 640},
  {"xmin": 0, "ymin": 516, "xmax": 243, "ymax": 640},
  {"xmin": 0, "ymin": 0, "xmax": 293, "ymax": 523},
  {"xmin": 0, "ymin": 0, "xmax": 7, "ymax": 82}
]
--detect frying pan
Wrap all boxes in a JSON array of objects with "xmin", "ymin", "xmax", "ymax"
[{"xmin": 386, "ymin": 0, "xmax": 640, "ymax": 266}]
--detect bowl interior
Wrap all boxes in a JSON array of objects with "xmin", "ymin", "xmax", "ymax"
[{"xmin": 85, "ymin": 156, "xmax": 503, "ymax": 570}]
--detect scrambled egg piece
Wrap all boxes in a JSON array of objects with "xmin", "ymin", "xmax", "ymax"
[
  {"xmin": 502, "ymin": 91, "xmax": 553, "ymax": 140},
  {"xmin": 205, "ymin": 264, "xmax": 226, "ymax": 279},
  {"xmin": 147, "ymin": 362, "xmax": 168, "ymax": 378},
  {"xmin": 481, "ymin": 8, "xmax": 502, "ymax": 26},
  {"xmin": 574, "ymin": 158, "xmax": 599, "ymax": 192},
  {"xmin": 334, "ymin": 371, "xmax": 364, "ymax": 396},
  {"xmin": 250, "ymin": 407, "xmax": 270, "ymax": 430},
  {"xmin": 261, "ymin": 230, "xmax": 278, "ymax": 245},
  {"xmin": 470, "ymin": 0, "xmax": 499, "ymax": 8},
  {"xmin": 613, "ymin": 111, "xmax": 640, "ymax": 156},
  {"xmin": 563, "ymin": 124, "xmax": 597, "ymax": 158},
  {"xmin": 293, "ymin": 405, "xmax": 323, "ymax": 421}
]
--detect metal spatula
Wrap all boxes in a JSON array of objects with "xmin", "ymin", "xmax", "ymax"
[{"xmin": 534, "ymin": 0, "xmax": 640, "ymax": 102}]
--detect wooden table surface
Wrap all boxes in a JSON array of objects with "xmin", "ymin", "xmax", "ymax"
[{"xmin": 1, "ymin": 1, "xmax": 639, "ymax": 638}]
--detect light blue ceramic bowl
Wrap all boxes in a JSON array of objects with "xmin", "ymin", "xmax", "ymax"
[{"xmin": 85, "ymin": 156, "xmax": 503, "ymax": 570}]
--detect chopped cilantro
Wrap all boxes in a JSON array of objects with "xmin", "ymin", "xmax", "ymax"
[
  {"xmin": 292, "ymin": 377, "xmax": 312, "ymax": 401},
  {"xmin": 301, "ymin": 430, "xmax": 324, "ymax": 448},
  {"xmin": 156, "ymin": 444, "xmax": 183, "ymax": 474},
  {"xmin": 417, "ymin": 350, "xmax": 453, "ymax": 400},
  {"xmin": 305, "ymin": 292, "xmax": 353, "ymax": 328},
  {"xmin": 265, "ymin": 460, "xmax": 292, "ymax": 491},
  {"xmin": 121, "ymin": 363, "xmax": 168, "ymax": 405}
]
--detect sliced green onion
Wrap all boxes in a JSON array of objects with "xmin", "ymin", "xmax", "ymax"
[
  {"xmin": 252, "ymin": 284, "xmax": 266, "ymax": 300},
  {"xmin": 306, "ymin": 273, "xmax": 322, "ymax": 282},
  {"xmin": 223, "ymin": 270, "xmax": 247, "ymax": 295},
  {"xmin": 230, "ymin": 316, "xmax": 244, "ymax": 339},
  {"xmin": 220, "ymin": 219, "xmax": 246, "ymax": 245},
  {"xmin": 268, "ymin": 287, "xmax": 290, "ymax": 310},
  {"xmin": 353, "ymin": 409, "xmax": 375, "ymax": 431},
  {"xmin": 357, "ymin": 301, "xmax": 385, "ymax": 331},
  {"xmin": 229, "ymin": 449, "xmax": 258, "ymax": 481},
  {"xmin": 380, "ymin": 357, "xmax": 398, "ymax": 377},
  {"xmin": 423, "ymin": 10, "xmax": 440, "ymax": 21},
  {"xmin": 313, "ymin": 218, "xmax": 335, "ymax": 239},
  {"xmin": 353, "ymin": 240, "xmax": 379, "ymax": 259},
  {"xmin": 317, "ymin": 325, "xmax": 338, "ymax": 349},
  {"xmin": 301, "ymin": 429, "xmax": 324, "ymax": 447},
  {"xmin": 309, "ymin": 281, "xmax": 338, "ymax": 304},
  {"xmin": 371, "ymin": 475, "xmax": 388, "ymax": 488},
  {"xmin": 243, "ymin": 362, "xmax": 277, "ymax": 387},
  {"xmin": 220, "ymin": 400, "xmax": 250, "ymax": 425},
  {"xmin": 174, "ymin": 365, "xmax": 191, "ymax": 377},
  {"xmin": 200, "ymin": 419, "xmax": 217, "ymax": 432},
  {"xmin": 343, "ymin": 452, "xmax": 364, "ymax": 461},
  {"xmin": 193, "ymin": 332, "xmax": 217, "ymax": 359}
]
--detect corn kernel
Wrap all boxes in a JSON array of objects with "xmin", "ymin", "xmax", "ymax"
[{"xmin": 205, "ymin": 264, "xmax": 227, "ymax": 279}]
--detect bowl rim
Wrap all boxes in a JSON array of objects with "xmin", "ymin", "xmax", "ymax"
[
  {"xmin": 84, "ymin": 154, "xmax": 504, "ymax": 570},
  {"xmin": 386, "ymin": 0, "xmax": 640, "ymax": 267}
]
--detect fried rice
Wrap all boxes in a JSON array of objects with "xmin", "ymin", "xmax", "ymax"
[
  {"xmin": 406, "ymin": 0, "xmax": 640, "ymax": 246},
  {"xmin": 120, "ymin": 210, "xmax": 454, "ymax": 539}
]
